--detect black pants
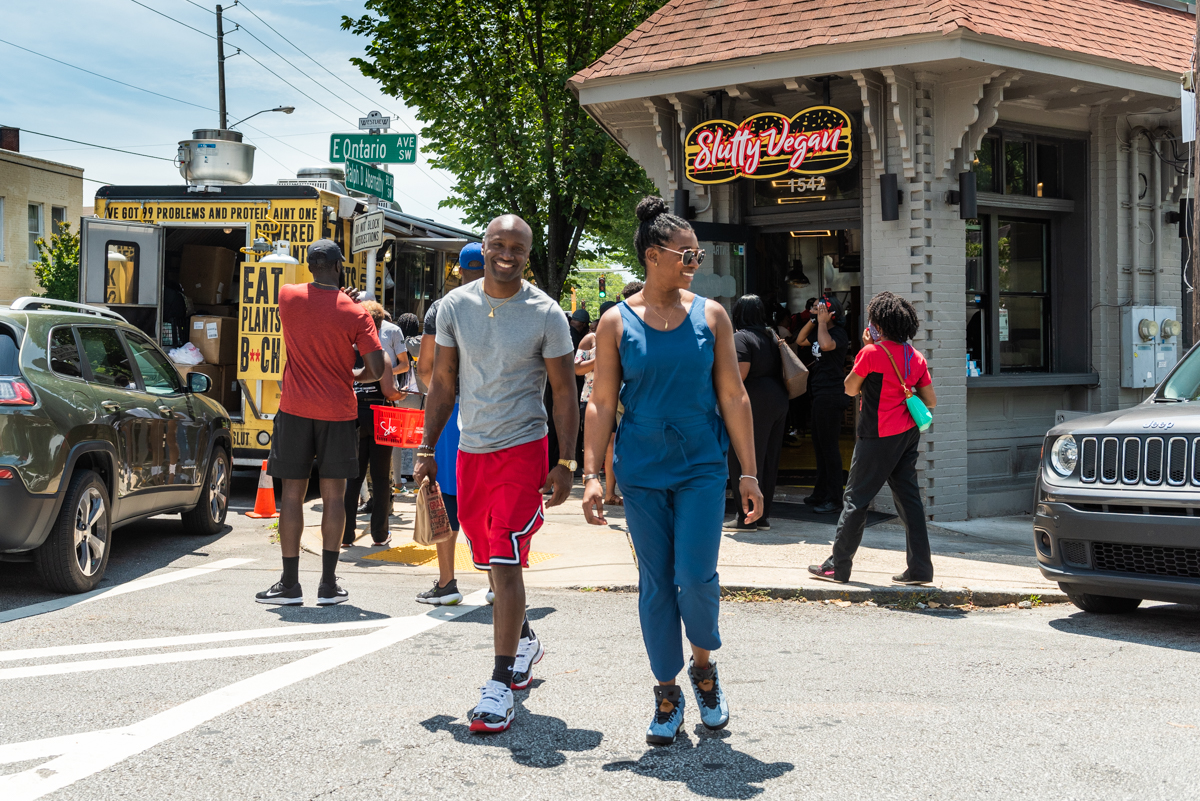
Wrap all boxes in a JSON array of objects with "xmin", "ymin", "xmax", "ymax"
[
  {"xmin": 831, "ymin": 426, "xmax": 932, "ymax": 581},
  {"xmin": 343, "ymin": 434, "xmax": 393, "ymax": 544},
  {"xmin": 810, "ymin": 393, "xmax": 849, "ymax": 505},
  {"xmin": 729, "ymin": 395, "xmax": 789, "ymax": 525}
]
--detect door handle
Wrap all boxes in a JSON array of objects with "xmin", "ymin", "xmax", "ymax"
[
  {"xmin": 101, "ymin": 400, "xmax": 120, "ymax": 413},
  {"xmin": 158, "ymin": 406, "xmax": 174, "ymax": 417}
]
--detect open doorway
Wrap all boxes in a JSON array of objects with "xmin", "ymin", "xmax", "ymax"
[{"xmin": 754, "ymin": 228, "xmax": 862, "ymax": 491}]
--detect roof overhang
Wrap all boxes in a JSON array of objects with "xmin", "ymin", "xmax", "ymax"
[{"xmin": 574, "ymin": 29, "xmax": 1183, "ymax": 108}]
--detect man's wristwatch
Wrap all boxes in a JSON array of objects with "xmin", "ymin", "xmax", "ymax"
[
  {"xmin": 582, "ymin": 473, "xmax": 601, "ymax": 483},
  {"xmin": 558, "ymin": 459, "xmax": 578, "ymax": 472}
]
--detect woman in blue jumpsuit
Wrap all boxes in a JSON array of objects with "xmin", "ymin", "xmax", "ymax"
[{"xmin": 582, "ymin": 196, "xmax": 763, "ymax": 745}]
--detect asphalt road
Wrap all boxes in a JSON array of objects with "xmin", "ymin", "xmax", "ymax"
[{"xmin": 2, "ymin": 474, "xmax": 1200, "ymax": 800}]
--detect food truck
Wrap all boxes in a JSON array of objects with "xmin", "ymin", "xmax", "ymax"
[{"xmin": 82, "ymin": 145, "xmax": 476, "ymax": 468}]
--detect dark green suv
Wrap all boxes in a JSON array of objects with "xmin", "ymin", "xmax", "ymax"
[{"xmin": 0, "ymin": 298, "xmax": 232, "ymax": 593}]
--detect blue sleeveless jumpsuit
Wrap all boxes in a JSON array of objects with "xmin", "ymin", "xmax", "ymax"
[{"xmin": 614, "ymin": 296, "xmax": 730, "ymax": 681}]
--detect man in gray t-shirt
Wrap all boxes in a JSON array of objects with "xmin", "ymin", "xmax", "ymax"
[{"xmin": 415, "ymin": 214, "xmax": 578, "ymax": 734}]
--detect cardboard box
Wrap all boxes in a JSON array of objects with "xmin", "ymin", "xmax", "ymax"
[
  {"xmin": 189, "ymin": 315, "xmax": 237, "ymax": 365},
  {"xmin": 176, "ymin": 363, "xmax": 240, "ymax": 412},
  {"xmin": 179, "ymin": 244, "xmax": 237, "ymax": 305}
]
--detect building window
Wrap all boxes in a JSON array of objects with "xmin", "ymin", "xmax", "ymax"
[
  {"xmin": 965, "ymin": 215, "xmax": 1052, "ymax": 374},
  {"xmin": 51, "ymin": 206, "xmax": 67, "ymax": 235},
  {"xmin": 975, "ymin": 134, "xmax": 1063, "ymax": 199},
  {"xmin": 28, "ymin": 203, "xmax": 43, "ymax": 262}
]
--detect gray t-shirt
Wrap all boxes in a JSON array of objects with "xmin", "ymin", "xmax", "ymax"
[{"xmin": 435, "ymin": 280, "xmax": 573, "ymax": 453}]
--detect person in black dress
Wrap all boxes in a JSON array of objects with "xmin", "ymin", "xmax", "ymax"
[
  {"xmin": 796, "ymin": 295, "xmax": 850, "ymax": 514},
  {"xmin": 725, "ymin": 295, "xmax": 789, "ymax": 531}
]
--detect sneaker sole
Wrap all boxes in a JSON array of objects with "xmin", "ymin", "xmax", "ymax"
[
  {"xmin": 510, "ymin": 642, "xmax": 545, "ymax": 690},
  {"xmin": 808, "ymin": 573, "xmax": 847, "ymax": 584},
  {"xmin": 255, "ymin": 596, "xmax": 303, "ymax": 605},
  {"xmin": 893, "ymin": 579, "xmax": 933, "ymax": 586},
  {"xmin": 700, "ymin": 713, "xmax": 730, "ymax": 731},
  {"xmin": 469, "ymin": 709, "xmax": 514, "ymax": 733},
  {"xmin": 646, "ymin": 728, "xmax": 681, "ymax": 746},
  {"xmin": 416, "ymin": 594, "xmax": 463, "ymax": 606},
  {"xmin": 315, "ymin": 596, "xmax": 348, "ymax": 606}
]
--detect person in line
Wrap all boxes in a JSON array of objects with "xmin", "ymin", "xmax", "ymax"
[
  {"xmin": 582, "ymin": 196, "xmax": 763, "ymax": 746},
  {"xmin": 341, "ymin": 301, "xmax": 406, "ymax": 548},
  {"xmin": 574, "ymin": 300, "xmax": 622, "ymax": 505},
  {"xmin": 795, "ymin": 295, "xmax": 851, "ymax": 514},
  {"xmin": 355, "ymin": 305, "xmax": 414, "ymax": 518},
  {"xmin": 257, "ymin": 240, "xmax": 384, "ymax": 607},
  {"xmin": 723, "ymin": 294, "xmax": 788, "ymax": 532},
  {"xmin": 809, "ymin": 291, "xmax": 937, "ymax": 585},
  {"xmin": 414, "ymin": 242, "xmax": 489, "ymax": 606},
  {"xmin": 415, "ymin": 216, "xmax": 578, "ymax": 733}
]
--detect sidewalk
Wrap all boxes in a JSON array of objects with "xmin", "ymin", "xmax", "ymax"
[{"xmin": 295, "ymin": 488, "xmax": 1064, "ymax": 606}]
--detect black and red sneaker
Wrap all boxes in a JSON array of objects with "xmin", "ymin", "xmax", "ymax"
[{"xmin": 807, "ymin": 558, "xmax": 848, "ymax": 583}]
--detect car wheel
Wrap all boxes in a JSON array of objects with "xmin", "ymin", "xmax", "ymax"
[
  {"xmin": 1063, "ymin": 589, "xmax": 1142, "ymax": 614},
  {"xmin": 35, "ymin": 469, "xmax": 111, "ymax": 594},
  {"xmin": 182, "ymin": 447, "xmax": 230, "ymax": 536}
]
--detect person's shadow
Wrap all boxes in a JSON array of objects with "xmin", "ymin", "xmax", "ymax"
[
  {"xmin": 421, "ymin": 695, "xmax": 603, "ymax": 769},
  {"xmin": 603, "ymin": 729, "xmax": 793, "ymax": 799}
]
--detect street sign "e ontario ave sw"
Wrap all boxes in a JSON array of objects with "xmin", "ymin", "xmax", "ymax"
[
  {"xmin": 344, "ymin": 159, "xmax": 394, "ymax": 202},
  {"xmin": 329, "ymin": 134, "xmax": 417, "ymax": 164}
]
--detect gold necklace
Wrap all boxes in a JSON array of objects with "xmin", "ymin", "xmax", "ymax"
[
  {"xmin": 481, "ymin": 282, "xmax": 519, "ymax": 318},
  {"xmin": 645, "ymin": 300, "xmax": 682, "ymax": 330}
]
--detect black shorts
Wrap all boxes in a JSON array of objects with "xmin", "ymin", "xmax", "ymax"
[{"xmin": 267, "ymin": 411, "xmax": 359, "ymax": 480}]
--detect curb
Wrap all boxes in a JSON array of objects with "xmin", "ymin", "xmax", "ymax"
[{"xmin": 572, "ymin": 583, "xmax": 1067, "ymax": 608}]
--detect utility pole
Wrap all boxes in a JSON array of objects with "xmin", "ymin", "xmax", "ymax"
[{"xmin": 216, "ymin": 4, "xmax": 228, "ymax": 130}]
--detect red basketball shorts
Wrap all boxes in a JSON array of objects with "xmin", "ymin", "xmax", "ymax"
[{"xmin": 456, "ymin": 437, "xmax": 548, "ymax": 570}]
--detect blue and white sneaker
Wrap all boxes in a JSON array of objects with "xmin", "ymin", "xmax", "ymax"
[
  {"xmin": 688, "ymin": 657, "xmax": 729, "ymax": 730},
  {"xmin": 646, "ymin": 685, "xmax": 685, "ymax": 745}
]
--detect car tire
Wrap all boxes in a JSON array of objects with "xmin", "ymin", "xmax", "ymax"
[
  {"xmin": 182, "ymin": 447, "xmax": 230, "ymax": 536},
  {"xmin": 35, "ymin": 469, "xmax": 111, "ymax": 594},
  {"xmin": 1063, "ymin": 589, "xmax": 1142, "ymax": 614}
]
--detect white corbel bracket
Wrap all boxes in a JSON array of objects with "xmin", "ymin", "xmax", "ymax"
[
  {"xmin": 851, "ymin": 69, "xmax": 887, "ymax": 174},
  {"xmin": 643, "ymin": 97, "xmax": 679, "ymax": 194},
  {"xmin": 665, "ymin": 93, "xmax": 706, "ymax": 196},
  {"xmin": 927, "ymin": 68, "xmax": 1011, "ymax": 180},
  {"xmin": 880, "ymin": 67, "xmax": 916, "ymax": 182},
  {"xmin": 725, "ymin": 84, "xmax": 775, "ymax": 107},
  {"xmin": 956, "ymin": 70, "xmax": 1022, "ymax": 175}
]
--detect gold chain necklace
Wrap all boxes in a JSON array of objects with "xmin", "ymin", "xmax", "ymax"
[
  {"xmin": 481, "ymin": 282, "xmax": 519, "ymax": 318},
  {"xmin": 311, "ymin": 281, "xmax": 338, "ymax": 290},
  {"xmin": 645, "ymin": 300, "xmax": 682, "ymax": 330}
]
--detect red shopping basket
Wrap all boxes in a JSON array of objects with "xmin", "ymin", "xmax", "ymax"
[{"xmin": 372, "ymin": 405, "xmax": 424, "ymax": 448}]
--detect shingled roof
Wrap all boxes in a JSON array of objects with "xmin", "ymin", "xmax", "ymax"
[{"xmin": 571, "ymin": 0, "xmax": 1193, "ymax": 84}]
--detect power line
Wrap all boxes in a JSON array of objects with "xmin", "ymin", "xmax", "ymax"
[
  {"xmin": 0, "ymin": 38, "xmax": 216, "ymax": 112},
  {"xmin": 128, "ymin": 0, "xmax": 215, "ymax": 39},
  {"xmin": 12, "ymin": 129, "xmax": 176, "ymax": 162}
]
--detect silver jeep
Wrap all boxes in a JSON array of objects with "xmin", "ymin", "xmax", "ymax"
[{"xmin": 1036, "ymin": 346, "xmax": 1200, "ymax": 613}]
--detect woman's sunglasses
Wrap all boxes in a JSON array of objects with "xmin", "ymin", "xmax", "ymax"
[{"xmin": 657, "ymin": 245, "xmax": 706, "ymax": 267}]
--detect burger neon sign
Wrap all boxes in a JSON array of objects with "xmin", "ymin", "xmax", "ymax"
[{"xmin": 685, "ymin": 106, "xmax": 854, "ymax": 184}]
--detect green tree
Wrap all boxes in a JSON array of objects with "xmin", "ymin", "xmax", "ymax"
[
  {"xmin": 343, "ymin": 0, "xmax": 659, "ymax": 301},
  {"xmin": 559, "ymin": 261, "xmax": 632, "ymax": 318},
  {"xmin": 33, "ymin": 222, "xmax": 80, "ymax": 301}
]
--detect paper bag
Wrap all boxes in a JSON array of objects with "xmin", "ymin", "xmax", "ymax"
[{"xmin": 414, "ymin": 478, "xmax": 454, "ymax": 545}]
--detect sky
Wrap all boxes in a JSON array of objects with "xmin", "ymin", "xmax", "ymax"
[{"xmin": 0, "ymin": 0, "xmax": 467, "ymax": 230}]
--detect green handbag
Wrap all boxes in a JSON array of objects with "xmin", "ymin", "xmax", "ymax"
[{"xmin": 879, "ymin": 342, "xmax": 933, "ymax": 433}]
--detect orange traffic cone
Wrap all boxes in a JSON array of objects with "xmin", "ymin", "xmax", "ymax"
[{"xmin": 245, "ymin": 460, "xmax": 279, "ymax": 519}]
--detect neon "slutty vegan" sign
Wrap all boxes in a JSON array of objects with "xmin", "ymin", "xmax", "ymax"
[{"xmin": 685, "ymin": 106, "xmax": 854, "ymax": 184}]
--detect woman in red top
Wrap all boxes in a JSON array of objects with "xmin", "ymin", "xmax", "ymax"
[{"xmin": 808, "ymin": 291, "xmax": 938, "ymax": 585}]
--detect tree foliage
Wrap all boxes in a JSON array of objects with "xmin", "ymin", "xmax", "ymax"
[
  {"xmin": 33, "ymin": 222, "xmax": 80, "ymax": 301},
  {"xmin": 343, "ymin": 0, "xmax": 659, "ymax": 301}
]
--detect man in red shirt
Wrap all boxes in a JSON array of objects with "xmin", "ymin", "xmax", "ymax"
[{"xmin": 256, "ymin": 239, "xmax": 385, "ymax": 607}]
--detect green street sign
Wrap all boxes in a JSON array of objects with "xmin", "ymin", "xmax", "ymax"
[
  {"xmin": 344, "ymin": 158, "xmax": 394, "ymax": 202},
  {"xmin": 329, "ymin": 133, "xmax": 417, "ymax": 164}
]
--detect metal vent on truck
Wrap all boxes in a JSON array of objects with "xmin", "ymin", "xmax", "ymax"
[
  {"xmin": 1144, "ymin": 437, "xmax": 1163, "ymax": 485},
  {"xmin": 1101, "ymin": 437, "xmax": 1119, "ymax": 483},
  {"xmin": 1079, "ymin": 437, "xmax": 1097, "ymax": 482},
  {"xmin": 1122, "ymin": 437, "xmax": 1141, "ymax": 484}
]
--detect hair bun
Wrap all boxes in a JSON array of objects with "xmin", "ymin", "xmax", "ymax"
[{"xmin": 635, "ymin": 195, "xmax": 670, "ymax": 223}]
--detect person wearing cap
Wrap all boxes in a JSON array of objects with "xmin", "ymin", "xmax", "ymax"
[
  {"xmin": 255, "ymin": 239, "xmax": 385, "ymax": 608},
  {"xmin": 411, "ymin": 241, "xmax": 489, "ymax": 607},
  {"xmin": 575, "ymin": 300, "xmax": 621, "ymax": 505}
]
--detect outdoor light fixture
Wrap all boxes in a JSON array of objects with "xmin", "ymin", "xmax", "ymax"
[
  {"xmin": 790, "ymin": 230, "xmax": 832, "ymax": 238},
  {"xmin": 880, "ymin": 173, "xmax": 901, "ymax": 221},
  {"xmin": 785, "ymin": 258, "xmax": 811, "ymax": 288},
  {"xmin": 946, "ymin": 172, "xmax": 977, "ymax": 219},
  {"xmin": 229, "ymin": 106, "xmax": 296, "ymax": 129}
]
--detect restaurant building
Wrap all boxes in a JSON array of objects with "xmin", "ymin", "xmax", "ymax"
[{"xmin": 571, "ymin": 0, "xmax": 1194, "ymax": 520}]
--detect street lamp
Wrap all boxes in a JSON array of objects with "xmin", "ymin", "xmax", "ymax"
[{"xmin": 228, "ymin": 106, "xmax": 295, "ymax": 129}]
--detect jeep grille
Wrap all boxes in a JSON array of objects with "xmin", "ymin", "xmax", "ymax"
[{"xmin": 1079, "ymin": 435, "xmax": 1200, "ymax": 489}]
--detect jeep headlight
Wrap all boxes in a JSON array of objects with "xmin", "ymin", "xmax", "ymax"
[{"xmin": 1050, "ymin": 434, "xmax": 1078, "ymax": 476}]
